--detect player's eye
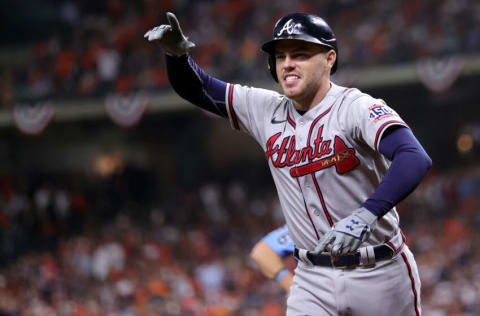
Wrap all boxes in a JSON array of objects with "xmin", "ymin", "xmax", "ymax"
[
  {"xmin": 293, "ymin": 52, "xmax": 308, "ymax": 59},
  {"xmin": 275, "ymin": 54, "xmax": 285, "ymax": 60}
]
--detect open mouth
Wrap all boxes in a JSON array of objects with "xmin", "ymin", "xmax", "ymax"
[{"xmin": 284, "ymin": 74, "xmax": 300, "ymax": 83}]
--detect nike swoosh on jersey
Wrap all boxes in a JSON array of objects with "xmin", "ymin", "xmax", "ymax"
[{"xmin": 271, "ymin": 118, "xmax": 287, "ymax": 124}]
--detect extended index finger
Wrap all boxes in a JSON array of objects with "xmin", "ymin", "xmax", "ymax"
[{"xmin": 166, "ymin": 12, "xmax": 182, "ymax": 32}]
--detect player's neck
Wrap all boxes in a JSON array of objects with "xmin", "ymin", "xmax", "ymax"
[{"xmin": 292, "ymin": 82, "xmax": 332, "ymax": 113}]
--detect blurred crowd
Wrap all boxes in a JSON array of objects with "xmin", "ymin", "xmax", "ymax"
[
  {"xmin": 0, "ymin": 162, "xmax": 479, "ymax": 315},
  {"xmin": 0, "ymin": 168, "xmax": 289, "ymax": 316},
  {"xmin": 1, "ymin": 2, "xmax": 480, "ymax": 314},
  {"xmin": 1, "ymin": 0, "xmax": 480, "ymax": 107},
  {"xmin": 402, "ymin": 165, "xmax": 480, "ymax": 316}
]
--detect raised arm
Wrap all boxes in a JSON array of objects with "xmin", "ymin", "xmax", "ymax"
[{"xmin": 145, "ymin": 12, "xmax": 228, "ymax": 117}]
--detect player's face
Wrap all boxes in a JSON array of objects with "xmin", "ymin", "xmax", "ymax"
[{"xmin": 275, "ymin": 40, "xmax": 336, "ymax": 111}]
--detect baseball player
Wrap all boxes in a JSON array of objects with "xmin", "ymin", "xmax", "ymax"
[
  {"xmin": 145, "ymin": 12, "xmax": 432, "ymax": 316},
  {"xmin": 250, "ymin": 224, "xmax": 295, "ymax": 293}
]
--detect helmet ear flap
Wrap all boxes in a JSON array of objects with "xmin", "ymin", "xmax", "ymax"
[{"xmin": 268, "ymin": 55, "xmax": 278, "ymax": 82}]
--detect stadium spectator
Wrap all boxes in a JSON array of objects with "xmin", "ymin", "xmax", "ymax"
[{"xmin": 2, "ymin": 0, "xmax": 479, "ymax": 106}]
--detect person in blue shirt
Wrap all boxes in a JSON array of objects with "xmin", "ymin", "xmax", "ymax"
[{"xmin": 250, "ymin": 225, "xmax": 295, "ymax": 294}]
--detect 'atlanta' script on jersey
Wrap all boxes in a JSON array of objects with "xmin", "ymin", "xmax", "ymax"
[{"xmin": 265, "ymin": 126, "xmax": 360, "ymax": 177}]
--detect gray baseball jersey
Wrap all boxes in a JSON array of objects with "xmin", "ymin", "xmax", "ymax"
[{"xmin": 225, "ymin": 82, "xmax": 408, "ymax": 250}]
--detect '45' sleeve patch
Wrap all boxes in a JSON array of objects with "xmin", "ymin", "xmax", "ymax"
[{"xmin": 368, "ymin": 104, "xmax": 396, "ymax": 122}]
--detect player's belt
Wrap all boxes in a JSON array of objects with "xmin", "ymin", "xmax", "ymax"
[{"xmin": 293, "ymin": 245, "xmax": 394, "ymax": 268}]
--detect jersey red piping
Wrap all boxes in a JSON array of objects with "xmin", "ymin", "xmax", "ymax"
[
  {"xmin": 311, "ymin": 174, "xmax": 334, "ymax": 227},
  {"xmin": 287, "ymin": 110, "xmax": 296, "ymax": 128},
  {"xmin": 401, "ymin": 252, "xmax": 420, "ymax": 316},
  {"xmin": 307, "ymin": 104, "xmax": 334, "ymax": 144},
  {"xmin": 228, "ymin": 84, "xmax": 239, "ymax": 130},
  {"xmin": 386, "ymin": 240, "xmax": 405, "ymax": 254},
  {"xmin": 374, "ymin": 121, "xmax": 409, "ymax": 151}
]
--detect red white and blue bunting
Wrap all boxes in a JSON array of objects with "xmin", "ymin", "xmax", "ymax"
[
  {"xmin": 105, "ymin": 92, "xmax": 150, "ymax": 128},
  {"xmin": 12, "ymin": 102, "xmax": 56, "ymax": 135},
  {"xmin": 416, "ymin": 56, "xmax": 464, "ymax": 93}
]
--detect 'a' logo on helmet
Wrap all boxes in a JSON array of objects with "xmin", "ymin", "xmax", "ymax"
[{"xmin": 277, "ymin": 19, "xmax": 300, "ymax": 36}]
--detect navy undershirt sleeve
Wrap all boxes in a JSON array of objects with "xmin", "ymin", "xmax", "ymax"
[
  {"xmin": 165, "ymin": 54, "xmax": 228, "ymax": 117},
  {"xmin": 361, "ymin": 127, "xmax": 432, "ymax": 218}
]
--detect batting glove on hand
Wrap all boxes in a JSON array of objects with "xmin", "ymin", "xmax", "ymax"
[
  {"xmin": 312, "ymin": 207, "xmax": 378, "ymax": 259},
  {"xmin": 144, "ymin": 12, "xmax": 195, "ymax": 57}
]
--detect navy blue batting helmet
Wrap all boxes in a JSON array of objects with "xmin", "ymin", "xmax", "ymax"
[{"xmin": 261, "ymin": 13, "xmax": 338, "ymax": 81}]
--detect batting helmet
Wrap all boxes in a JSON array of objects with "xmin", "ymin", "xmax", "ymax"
[{"xmin": 261, "ymin": 13, "xmax": 338, "ymax": 82}]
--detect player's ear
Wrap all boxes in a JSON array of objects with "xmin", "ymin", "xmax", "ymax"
[{"xmin": 326, "ymin": 50, "xmax": 336, "ymax": 71}]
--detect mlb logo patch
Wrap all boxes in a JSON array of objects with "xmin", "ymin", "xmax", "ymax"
[{"xmin": 368, "ymin": 104, "xmax": 396, "ymax": 122}]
